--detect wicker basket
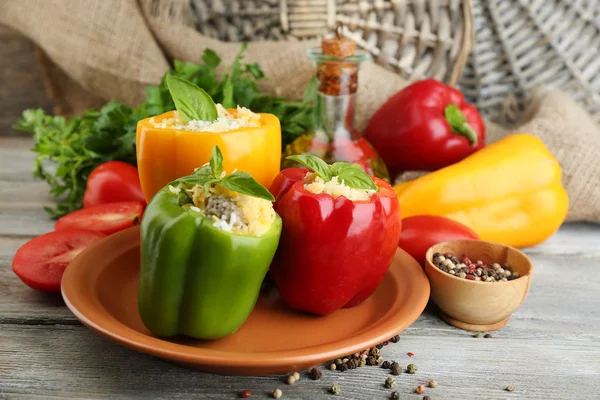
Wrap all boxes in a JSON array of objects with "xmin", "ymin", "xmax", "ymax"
[
  {"xmin": 190, "ymin": 0, "xmax": 474, "ymax": 86},
  {"xmin": 459, "ymin": 0, "xmax": 600, "ymax": 125}
]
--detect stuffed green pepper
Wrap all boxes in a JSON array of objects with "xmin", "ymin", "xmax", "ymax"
[{"xmin": 138, "ymin": 146, "xmax": 281, "ymax": 339}]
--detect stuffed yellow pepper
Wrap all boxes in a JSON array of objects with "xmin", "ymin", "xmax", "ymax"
[{"xmin": 136, "ymin": 75, "xmax": 281, "ymax": 202}]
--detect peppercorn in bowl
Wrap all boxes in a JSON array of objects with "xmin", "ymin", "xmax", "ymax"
[{"xmin": 425, "ymin": 239, "xmax": 533, "ymax": 332}]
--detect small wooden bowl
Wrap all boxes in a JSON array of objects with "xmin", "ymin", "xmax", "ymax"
[{"xmin": 425, "ymin": 240, "xmax": 533, "ymax": 332}]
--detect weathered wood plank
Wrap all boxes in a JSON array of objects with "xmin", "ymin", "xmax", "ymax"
[
  {"xmin": 0, "ymin": 26, "xmax": 54, "ymax": 137},
  {"xmin": 0, "ymin": 324, "xmax": 598, "ymax": 399}
]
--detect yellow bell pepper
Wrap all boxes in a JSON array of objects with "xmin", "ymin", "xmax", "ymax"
[
  {"xmin": 394, "ymin": 134, "xmax": 568, "ymax": 248},
  {"xmin": 136, "ymin": 110, "xmax": 281, "ymax": 202}
]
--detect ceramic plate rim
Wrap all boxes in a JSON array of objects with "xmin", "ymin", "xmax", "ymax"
[{"xmin": 62, "ymin": 226, "xmax": 430, "ymax": 370}]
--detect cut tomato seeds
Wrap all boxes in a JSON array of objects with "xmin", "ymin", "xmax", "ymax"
[{"xmin": 432, "ymin": 252, "xmax": 521, "ymax": 282}]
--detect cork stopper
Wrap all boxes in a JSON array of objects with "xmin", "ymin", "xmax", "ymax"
[
  {"xmin": 316, "ymin": 24, "xmax": 359, "ymax": 96},
  {"xmin": 321, "ymin": 24, "xmax": 356, "ymax": 57}
]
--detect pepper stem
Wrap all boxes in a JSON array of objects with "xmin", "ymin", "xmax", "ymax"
[{"xmin": 444, "ymin": 104, "xmax": 478, "ymax": 146}]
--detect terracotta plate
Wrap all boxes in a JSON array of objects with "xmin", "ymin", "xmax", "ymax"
[{"xmin": 62, "ymin": 226, "xmax": 430, "ymax": 376}]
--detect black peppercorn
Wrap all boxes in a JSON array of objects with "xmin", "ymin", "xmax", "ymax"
[
  {"xmin": 366, "ymin": 356, "xmax": 377, "ymax": 366},
  {"xmin": 309, "ymin": 367, "xmax": 322, "ymax": 380},
  {"xmin": 381, "ymin": 361, "xmax": 391, "ymax": 369},
  {"xmin": 338, "ymin": 364, "xmax": 348, "ymax": 372},
  {"xmin": 391, "ymin": 363, "xmax": 402, "ymax": 375},
  {"xmin": 346, "ymin": 359, "xmax": 358, "ymax": 369},
  {"xmin": 376, "ymin": 343, "xmax": 384, "ymax": 349},
  {"xmin": 390, "ymin": 335, "xmax": 400, "ymax": 343},
  {"xmin": 390, "ymin": 391, "xmax": 400, "ymax": 400}
]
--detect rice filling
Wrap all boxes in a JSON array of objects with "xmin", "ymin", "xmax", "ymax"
[
  {"xmin": 170, "ymin": 182, "xmax": 275, "ymax": 237},
  {"xmin": 151, "ymin": 104, "xmax": 260, "ymax": 133},
  {"xmin": 303, "ymin": 173, "xmax": 376, "ymax": 201}
]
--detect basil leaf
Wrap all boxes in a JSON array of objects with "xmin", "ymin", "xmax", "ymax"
[
  {"xmin": 192, "ymin": 165, "xmax": 213, "ymax": 178},
  {"xmin": 210, "ymin": 146, "xmax": 223, "ymax": 177},
  {"xmin": 221, "ymin": 172, "xmax": 275, "ymax": 201},
  {"xmin": 165, "ymin": 74, "xmax": 218, "ymax": 123},
  {"xmin": 336, "ymin": 167, "xmax": 378, "ymax": 191},
  {"xmin": 286, "ymin": 154, "xmax": 332, "ymax": 181},
  {"xmin": 330, "ymin": 162, "xmax": 358, "ymax": 176},
  {"xmin": 177, "ymin": 167, "xmax": 214, "ymax": 186}
]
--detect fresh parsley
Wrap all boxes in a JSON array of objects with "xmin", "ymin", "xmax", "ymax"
[{"xmin": 15, "ymin": 45, "xmax": 315, "ymax": 218}]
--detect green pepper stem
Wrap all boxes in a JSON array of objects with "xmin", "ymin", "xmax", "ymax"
[{"xmin": 444, "ymin": 104, "xmax": 478, "ymax": 146}]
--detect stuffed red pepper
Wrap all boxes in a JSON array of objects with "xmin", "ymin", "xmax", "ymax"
[{"xmin": 270, "ymin": 155, "xmax": 402, "ymax": 316}]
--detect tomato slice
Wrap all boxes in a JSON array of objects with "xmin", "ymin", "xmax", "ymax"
[
  {"xmin": 12, "ymin": 230, "xmax": 106, "ymax": 292},
  {"xmin": 55, "ymin": 201, "xmax": 144, "ymax": 235}
]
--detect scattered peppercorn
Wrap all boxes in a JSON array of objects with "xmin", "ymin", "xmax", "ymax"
[
  {"xmin": 506, "ymin": 385, "xmax": 515, "ymax": 392},
  {"xmin": 407, "ymin": 352, "xmax": 415, "ymax": 357},
  {"xmin": 391, "ymin": 363, "xmax": 402, "ymax": 376},
  {"xmin": 415, "ymin": 384, "xmax": 426, "ymax": 394},
  {"xmin": 240, "ymin": 389, "xmax": 252, "ymax": 398},
  {"xmin": 383, "ymin": 340, "xmax": 389, "ymax": 345},
  {"xmin": 334, "ymin": 358, "xmax": 342, "ymax": 366},
  {"xmin": 329, "ymin": 363, "xmax": 336, "ymax": 370},
  {"xmin": 347, "ymin": 359, "xmax": 358, "ymax": 369},
  {"xmin": 358, "ymin": 357, "xmax": 366, "ymax": 367},
  {"xmin": 390, "ymin": 335, "xmax": 400, "ymax": 343},
  {"xmin": 271, "ymin": 388, "xmax": 282, "ymax": 399},
  {"xmin": 390, "ymin": 391, "xmax": 400, "ymax": 400},
  {"xmin": 339, "ymin": 364, "xmax": 348, "ymax": 372},
  {"xmin": 286, "ymin": 375, "xmax": 296, "ymax": 385},
  {"xmin": 366, "ymin": 356, "xmax": 377, "ymax": 366},
  {"xmin": 428, "ymin": 380, "xmax": 438, "ymax": 388},
  {"xmin": 309, "ymin": 367, "xmax": 322, "ymax": 380},
  {"xmin": 384, "ymin": 376, "xmax": 396, "ymax": 389},
  {"xmin": 376, "ymin": 343, "xmax": 384, "ymax": 349},
  {"xmin": 381, "ymin": 361, "xmax": 391, "ymax": 369},
  {"xmin": 329, "ymin": 383, "xmax": 341, "ymax": 395},
  {"xmin": 406, "ymin": 363, "xmax": 417, "ymax": 374},
  {"xmin": 292, "ymin": 372, "xmax": 300, "ymax": 381},
  {"xmin": 473, "ymin": 333, "xmax": 483, "ymax": 338},
  {"xmin": 484, "ymin": 333, "xmax": 493, "ymax": 338},
  {"xmin": 423, "ymin": 396, "xmax": 432, "ymax": 400},
  {"xmin": 370, "ymin": 347, "xmax": 381, "ymax": 357}
]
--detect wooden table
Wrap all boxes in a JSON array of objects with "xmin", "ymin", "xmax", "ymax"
[{"xmin": 1, "ymin": 137, "xmax": 599, "ymax": 399}]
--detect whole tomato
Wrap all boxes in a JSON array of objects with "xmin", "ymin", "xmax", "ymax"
[
  {"xmin": 398, "ymin": 215, "xmax": 479, "ymax": 267},
  {"xmin": 83, "ymin": 161, "xmax": 146, "ymax": 208}
]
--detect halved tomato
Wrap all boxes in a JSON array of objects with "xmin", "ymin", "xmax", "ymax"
[
  {"xmin": 12, "ymin": 230, "xmax": 106, "ymax": 292},
  {"xmin": 55, "ymin": 201, "xmax": 144, "ymax": 235}
]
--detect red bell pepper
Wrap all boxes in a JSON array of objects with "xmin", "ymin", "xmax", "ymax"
[
  {"xmin": 270, "ymin": 167, "xmax": 402, "ymax": 316},
  {"xmin": 363, "ymin": 79, "xmax": 485, "ymax": 177}
]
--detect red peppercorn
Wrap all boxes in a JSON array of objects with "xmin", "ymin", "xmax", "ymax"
[
  {"xmin": 466, "ymin": 275, "xmax": 475, "ymax": 280},
  {"xmin": 384, "ymin": 340, "xmax": 389, "ymax": 345},
  {"xmin": 241, "ymin": 389, "xmax": 252, "ymax": 398},
  {"xmin": 407, "ymin": 352, "xmax": 414, "ymax": 357}
]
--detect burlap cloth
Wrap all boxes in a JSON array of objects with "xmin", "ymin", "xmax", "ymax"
[{"xmin": 1, "ymin": 0, "xmax": 598, "ymax": 222}]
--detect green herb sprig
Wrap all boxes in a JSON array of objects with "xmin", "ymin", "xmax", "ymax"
[
  {"xmin": 165, "ymin": 75, "xmax": 217, "ymax": 122},
  {"xmin": 178, "ymin": 146, "xmax": 275, "ymax": 202},
  {"xmin": 15, "ymin": 45, "xmax": 314, "ymax": 217},
  {"xmin": 286, "ymin": 155, "xmax": 378, "ymax": 191}
]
